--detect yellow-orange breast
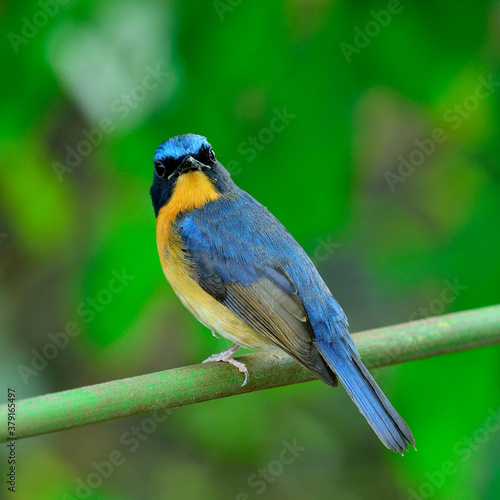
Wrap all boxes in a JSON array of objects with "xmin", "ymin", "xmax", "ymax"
[{"xmin": 156, "ymin": 171, "xmax": 276, "ymax": 351}]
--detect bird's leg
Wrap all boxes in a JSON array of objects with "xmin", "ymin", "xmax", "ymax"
[
  {"xmin": 211, "ymin": 329, "xmax": 222, "ymax": 339},
  {"xmin": 202, "ymin": 343, "xmax": 249, "ymax": 386}
]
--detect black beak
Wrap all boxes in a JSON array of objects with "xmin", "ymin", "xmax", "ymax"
[
  {"xmin": 168, "ymin": 155, "xmax": 209, "ymax": 180},
  {"xmin": 180, "ymin": 155, "xmax": 205, "ymax": 172}
]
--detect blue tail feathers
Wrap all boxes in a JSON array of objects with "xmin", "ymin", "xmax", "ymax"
[{"xmin": 315, "ymin": 322, "xmax": 415, "ymax": 454}]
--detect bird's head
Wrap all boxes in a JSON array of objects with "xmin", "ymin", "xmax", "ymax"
[{"xmin": 150, "ymin": 134, "xmax": 233, "ymax": 217}]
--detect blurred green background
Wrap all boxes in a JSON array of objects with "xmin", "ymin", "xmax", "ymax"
[{"xmin": 1, "ymin": 0, "xmax": 500, "ymax": 499}]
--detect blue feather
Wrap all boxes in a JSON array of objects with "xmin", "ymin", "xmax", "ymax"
[
  {"xmin": 314, "ymin": 319, "xmax": 414, "ymax": 453},
  {"xmin": 175, "ymin": 183, "xmax": 414, "ymax": 452}
]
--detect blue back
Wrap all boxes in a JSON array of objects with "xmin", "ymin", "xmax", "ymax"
[{"xmin": 176, "ymin": 187, "xmax": 348, "ymax": 330}]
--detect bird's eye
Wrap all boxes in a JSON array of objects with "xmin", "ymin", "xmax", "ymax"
[
  {"xmin": 154, "ymin": 161, "xmax": 166, "ymax": 178},
  {"xmin": 208, "ymin": 148, "xmax": 216, "ymax": 162}
]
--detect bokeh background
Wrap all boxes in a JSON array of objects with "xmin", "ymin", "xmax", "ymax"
[{"xmin": 1, "ymin": 0, "xmax": 500, "ymax": 499}]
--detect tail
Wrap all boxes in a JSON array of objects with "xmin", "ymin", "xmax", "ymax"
[{"xmin": 315, "ymin": 323, "xmax": 415, "ymax": 454}]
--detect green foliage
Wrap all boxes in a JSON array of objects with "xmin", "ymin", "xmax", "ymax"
[{"xmin": 1, "ymin": 0, "xmax": 500, "ymax": 498}]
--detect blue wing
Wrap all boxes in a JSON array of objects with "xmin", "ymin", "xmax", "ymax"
[
  {"xmin": 175, "ymin": 189, "xmax": 414, "ymax": 453},
  {"xmin": 176, "ymin": 190, "xmax": 339, "ymax": 387}
]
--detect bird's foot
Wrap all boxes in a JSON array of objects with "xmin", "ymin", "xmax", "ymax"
[
  {"xmin": 211, "ymin": 329, "xmax": 222, "ymax": 339},
  {"xmin": 203, "ymin": 344, "xmax": 249, "ymax": 386}
]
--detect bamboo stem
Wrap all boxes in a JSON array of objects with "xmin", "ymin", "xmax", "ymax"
[{"xmin": 2, "ymin": 305, "xmax": 500, "ymax": 443}]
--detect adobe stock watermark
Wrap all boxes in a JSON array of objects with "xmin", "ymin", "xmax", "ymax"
[
  {"xmin": 310, "ymin": 235, "xmax": 340, "ymax": 267},
  {"xmin": 0, "ymin": 233, "xmax": 8, "ymax": 243},
  {"xmin": 52, "ymin": 65, "xmax": 169, "ymax": 182},
  {"xmin": 7, "ymin": 0, "xmax": 72, "ymax": 54},
  {"xmin": 408, "ymin": 278, "xmax": 467, "ymax": 322},
  {"xmin": 17, "ymin": 268, "xmax": 134, "ymax": 385},
  {"xmin": 224, "ymin": 107, "xmax": 296, "ymax": 177},
  {"xmin": 213, "ymin": 0, "xmax": 243, "ymax": 21},
  {"xmin": 385, "ymin": 74, "xmax": 499, "ymax": 192},
  {"xmin": 340, "ymin": 0, "xmax": 408, "ymax": 64},
  {"xmin": 61, "ymin": 408, "xmax": 175, "ymax": 500},
  {"xmin": 407, "ymin": 406, "xmax": 500, "ymax": 500},
  {"xmin": 236, "ymin": 439, "xmax": 306, "ymax": 499}
]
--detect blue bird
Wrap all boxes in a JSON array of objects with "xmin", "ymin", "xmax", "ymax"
[{"xmin": 150, "ymin": 134, "xmax": 415, "ymax": 454}]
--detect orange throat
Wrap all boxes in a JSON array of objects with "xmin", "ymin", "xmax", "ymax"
[{"xmin": 156, "ymin": 170, "xmax": 221, "ymax": 250}]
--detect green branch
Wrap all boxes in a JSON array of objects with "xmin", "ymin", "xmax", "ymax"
[{"xmin": 2, "ymin": 305, "xmax": 500, "ymax": 443}]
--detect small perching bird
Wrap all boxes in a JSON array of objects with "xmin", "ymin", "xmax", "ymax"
[{"xmin": 150, "ymin": 134, "xmax": 415, "ymax": 454}]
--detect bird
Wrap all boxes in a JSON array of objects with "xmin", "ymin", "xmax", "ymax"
[{"xmin": 150, "ymin": 133, "xmax": 415, "ymax": 454}]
